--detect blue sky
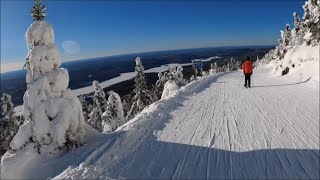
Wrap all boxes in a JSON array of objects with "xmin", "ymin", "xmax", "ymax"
[{"xmin": 1, "ymin": 0, "xmax": 305, "ymax": 65}]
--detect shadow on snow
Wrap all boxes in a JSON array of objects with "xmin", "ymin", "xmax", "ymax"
[{"xmin": 253, "ymin": 77, "xmax": 312, "ymax": 88}]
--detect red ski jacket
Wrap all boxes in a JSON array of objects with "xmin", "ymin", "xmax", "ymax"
[{"xmin": 242, "ymin": 60, "xmax": 253, "ymax": 74}]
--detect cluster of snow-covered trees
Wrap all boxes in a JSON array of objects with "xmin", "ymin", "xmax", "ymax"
[
  {"xmin": 81, "ymin": 57, "xmax": 190, "ymax": 133},
  {"xmin": 0, "ymin": 94, "xmax": 22, "ymax": 156},
  {"xmin": 207, "ymin": 58, "xmax": 241, "ymax": 75},
  {"xmin": 83, "ymin": 80, "xmax": 125, "ymax": 132},
  {"xmin": 257, "ymin": 0, "xmax": 319, "ymax": 76}
]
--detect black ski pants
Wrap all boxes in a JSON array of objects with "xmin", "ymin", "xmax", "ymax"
[{"xmin": 244, "ymin": 73, "xmax": 252, "ymax": 87}]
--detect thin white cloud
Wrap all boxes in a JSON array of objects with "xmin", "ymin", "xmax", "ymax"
[
  {"xmin": 62, "ymin": 40, "xmax": 80, "ymax": 55},
  {"xmin": 0, "ymin": 62, "xmax": 24, "ymax": 73}
]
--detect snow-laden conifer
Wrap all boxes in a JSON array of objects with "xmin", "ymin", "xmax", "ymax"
[
  {"xmin": 87, "ymin": 80, "xmax": 108, "ymax": 131},
  {"xmin": 78, "ymin": 95, "xmax": 92, "ymax": 121},
  {"xmin": 126, "ymin": 57, "xmax": 153, "ymax": 121},
  {"xmin": 9, "ymin": 0, "xmax": 87, "ymax": 154},
  {"xmin": 101, "ymin": 91, "xmax": 125, "ymax": 132},
  {"xmin": 175, "ymin": 66, "xmax": 186, "ymax": 87},
  {"xmin": 0, "ymin": 94, "xmax": 20, "ymax": 156}
]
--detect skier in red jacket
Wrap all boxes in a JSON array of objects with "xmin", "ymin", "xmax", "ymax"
[{"xmin": 242, "ymin": 57, "xmax": 253, "ymax": 88}]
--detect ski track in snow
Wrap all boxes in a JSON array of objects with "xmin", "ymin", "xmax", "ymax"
[{"xmin": 54, "ymin": 68, "xmax": 320, "ymax": 179}]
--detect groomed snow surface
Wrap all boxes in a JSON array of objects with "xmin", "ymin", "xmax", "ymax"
[{"xmin": 7, "ymin": 67, "xmax": 315, "ymax": 179}]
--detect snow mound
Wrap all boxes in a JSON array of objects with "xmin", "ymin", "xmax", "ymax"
[
  {"xmin": 26, "ymin": 21, "xmax": 54, "ymax": 49},
  {"xmin": 161, "ymin": 80, "xmax": 179, "ymax": 99},
  {"xmin": 271, "ymin": 44, "xmax": 319, "ymax": 83}
]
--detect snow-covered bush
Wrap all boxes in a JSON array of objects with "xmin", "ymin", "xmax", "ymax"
[
  {"xmin": 161, "ymin": 80, "xmax": 179, "ymax": 99},
  {"xmin": 175, "ymin": 66, "xmax": 187, "ymax": 86},
  {"xmin": 101, "ymin": 91, "xmax": 125, "ymax": 132},
  {"xmin": 153, "ymin": 66, "xmax": 186, "ymax": 100},
  {"xmin": 209, "ymin": 63, "xmax": 215, "ymax": 74},
  {"xmin": 126, "ymin": 57, "xmax": 153, "ymax": 121}
]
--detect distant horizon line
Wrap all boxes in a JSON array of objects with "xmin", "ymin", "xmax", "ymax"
[
  {"xmin": 63, "ymin": 44, "xmax": 276, "ymax": 63},
  {"xmin": 1, "ymin": 44, "xmax": 275, "ymax": 74}
]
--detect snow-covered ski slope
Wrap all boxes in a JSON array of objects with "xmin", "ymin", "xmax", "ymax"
[{"xmin": 55, "ymin": 68, "xmax": 319, "ymax": 179}]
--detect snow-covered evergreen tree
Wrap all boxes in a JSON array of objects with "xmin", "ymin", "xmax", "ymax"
[
  {"xmin": 126, "ymin": 57, "xmax": 153, "ymax": 121},
  {"xmin": 88, "ymin": 104, "xmax": 103, "ymax": 131},
  {"xmin": 78, "ymin": 95, "xmax": 92, "ymax": 121},
  {"xmin": 121, "ymin": 94, "xmax": 132, "ymax": 118},
  {"xmin": 210, "ymin": 63, "xmax": 215, "ymax": 74},
  {"xmin": 107, "ymin": 91, "xmax": 125, "ymax": 125},
  {"xmin": 0, "ymin": 94, "xmax": 20, "ymax": 156},
  {"xmin": 302, "ymin": 0, "xmax": 320, "ymax": 46},
  {"xmin": 8, "ymin": 0, "xmax": 87, "ymax": 155},
  {"xmin": 210, "ymin": 62, "xmax": 218, "ymax": 74},
  {"xmin": 92, "ymin": 80, "xmax": 108, "ymax": 111},
  {"xmin": 283, "ymin": 24, "xmax": 292, "ymax": 47},
  {"xmin": 151, "ymin": 72, "xmax": 167, "ymax": 100},
  {"xmin": 1, "ymin": 93, "xmax": 14, "ymax": 120},
  {"xmin": 175, "ymin": 66, "xmax": 186, "ymax": 87},
  {"xmin": 229, "ymin": 58, "xmax": 238, "ymax": 71},
  {"xmin": 101, "ymin": 91, "xmax": 125, "ymax": 132},
  {"xmin": 292, "ymin": 12, "xmax": 304, "ymax": 46},
  {"xmin": 87, "ymin": 80, "xmax": 108, "ymax": 132},
  {"xmin": 235, "ymin": 60, "xmax": 241, "ymax": 70}
]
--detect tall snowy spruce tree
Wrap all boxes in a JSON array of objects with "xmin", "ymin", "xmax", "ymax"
[
  {"xmin": 126, "ymin": 57, "xmax": 153, "ymax": 121},
  {"xmin": 6, "ymin": 0, "xmax": 87, "ymax": 155}
]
